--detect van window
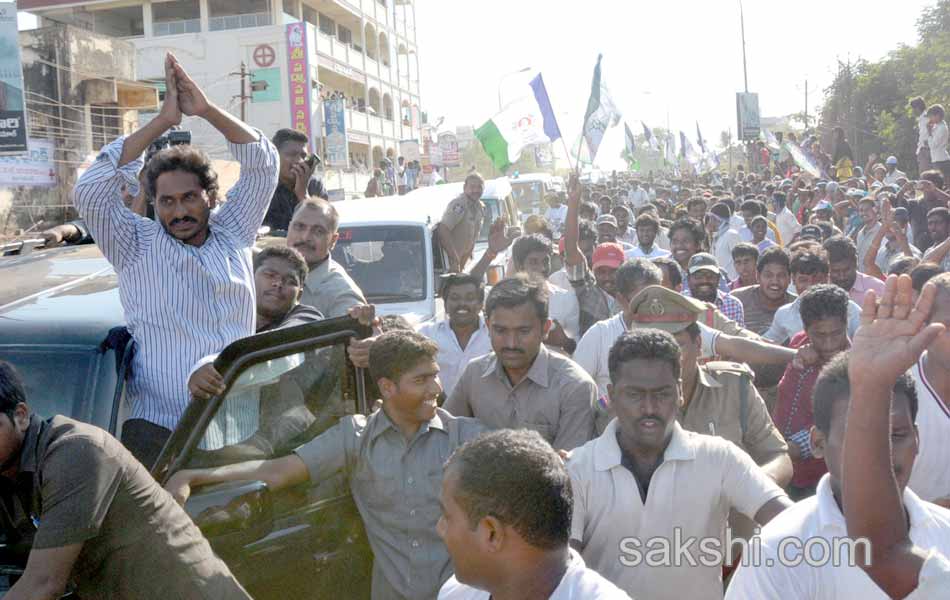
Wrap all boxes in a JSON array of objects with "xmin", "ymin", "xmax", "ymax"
[
  {"xmin": 511, "ymin": 181, "xmax": 545, "ymax": 214},
  {"xmin": 331, "ymin": 225, "xmax": 427, "ymax": 303}
]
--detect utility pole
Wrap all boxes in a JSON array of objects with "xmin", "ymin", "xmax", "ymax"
[
  {"xmin": 231, "ymin": 62, "xmax": 251, "ymax": 122},
  {"xmin": 739, "ymin": 0, "xmax": 749, "ymax": 93},
  {"xmin": 804, "ymin": 79, "xmax": 809, "ymax": 132}
]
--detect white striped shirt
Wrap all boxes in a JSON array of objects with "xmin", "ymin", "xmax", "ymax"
[{"xmin": 73, "ymin": 133, "xmax": 279, "ymax": 431}]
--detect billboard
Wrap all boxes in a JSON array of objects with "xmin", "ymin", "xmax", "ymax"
[
  {"xmin": 286, "ymin": 22, "xmax": 313, "ymax": 151},
  {"xmin": 0, "ymin": 138, "xmax": 56, "ymax": 187},
  {"xmin": 736, "ymin": 92, "xmax": 761, "ymax": 141},
  {"xmin": 323, "ymin": 97, "xmax": 348, "ymax": 168},
  {"xmin": 0, "ymin": 3, "xmax": 28, "ymax": 155},
  {"xmin": 438, "ymin": 131, "xmax": 460, "ymax": 167}
]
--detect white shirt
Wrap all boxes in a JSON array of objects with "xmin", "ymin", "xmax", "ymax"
[
  {"xmin": 726, "ymin": 475, "xmax": 950, "ymax": 600},
  {"xmin": 919, "ymin": 113, "xmax": 932, "ymax": 152},
  {"xmin": 569, "ymin": 420, "xmax": 786, "ymax": 600},
  {"xmin": 907, "ymin": 550, "xmax": 950, "ymax": 599},
  {"xmin": 417, "ymin": 316, "xmax": 492, "ymax": 397},
  {"xmin": 548, "ymin": 282, "xmax": 581, "ymax": 342},
  {"xmin": 73, "ymin": 133, "xmax": 279, "ymax": 431},
  {"xmin": 438, "ymin": 549, "xmax": 631, "ymax": 600},
  {"xmin": 624, "ymin": 228, "xmax": 671, "ymax": 250},
  {"xmin": 623, "ymin": 244, "xmax": 671, "ymax": 260},
  {"xmin": 884, "ymin": 168, "xmax": 907, "ymax": 185},
  {"xmin": 929, "ymin": 120, "xmax": 950, "ymax": 163},
  {"xmin": 574, "ymin": 313, "xmax": 719, "ymax": 406},
  {"xmin": 775, "ymin": 207, "xmax": 801, "ymax": 246},
  {"xmin": 876, "ymin": 240, "xmax": 921, "ymax": 275},
  {"xmin": 908, "ymin": 354, "xmax": 950, "ymax": 503},
  {"xmin": 763, "ymin": 295, "xmax": 862, "ymax": 343},
  {"xmin": 549, "ymin": 268, "xmax": 572, "ymax": 292},
  {"xmin": 545, "ymin": 204, "xmax": 569, "ymax": 236},
  {"xmin": 627, "ymin": 187, "xmax": 649, "ymax": 209},
  {"xmin": 714, "ymin": 227, "xmax": 743, "ymax": 280}
]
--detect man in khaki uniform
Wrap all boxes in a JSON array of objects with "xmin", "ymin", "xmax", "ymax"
[{"xmin": 438, "ymin": 173, "xmax": 486, "ymax": 271}]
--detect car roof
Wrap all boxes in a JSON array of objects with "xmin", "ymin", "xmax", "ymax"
[
  {"xmin": 0, "ymin": 244, "xmax": 124, "ymax": 346},
  {"xmin": 335, "ymin": 177, "xmax": 512, "ymax": 226},
  {"xmin": 511, "ymin": 172, "xmax": 553, "ymax": 184}
]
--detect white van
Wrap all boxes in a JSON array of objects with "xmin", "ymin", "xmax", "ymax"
[{"xmin": 331, "ymin": 178, "xmax": 519, "ymax": 326}]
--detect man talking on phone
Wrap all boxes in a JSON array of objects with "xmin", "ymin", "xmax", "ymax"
[{"xmin": 263, "ymin": 128, "xmax": 329, "ymax": 232}]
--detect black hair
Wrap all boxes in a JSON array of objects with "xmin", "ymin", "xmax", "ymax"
[
  {"xmin": 379, "ymin": 314, "xmax": 414, "ymax": 332},
  {"xmin": 790, "ymin": 250, "xmax": 829, "ymax": 275},
  {"xmin": 668, "ymin": 217, "xmax": 706, "ymax": 247},
  {"xmin": 739, "ymin": 199, "xmax": 760, "ymax": 214},
  {"xmin": 822, "ymin": 235, "xmax": 857, "ymax": 264},
  {"xmin": 512, "ymin": 234, "xmax": 552, "ymax": 268},
  {"xmin": 368, "ymin": 330, "xmax": 439, "ymax": 384},
  {"xmin": 800, "ymin": 284, "xmax": 849, "ymax": 329},
  {"xmin": 145, "ymin": 144, "xmax": 219, "ymax": 201},
  {"xmin": 615, "ymin": 258, "xmax": 662, "ymax": 297},
  {"xmin": 911, "ymin": 262, "xmax": 944, "ymax": 293},
  {"xmin": 652, "ymin": 256, "xmax": 683, "ymax": 289},
  {"xmin": 446, "ymin": 429, "xmax": 572, "ymax": 550},
  {"xmin": 634, "ymin": 213, "xmax": 659, "ymax": 232},
  {"xmin": 757, "ymin": 246, "xmax": 791, "ymax": 274},
  {"xmin": 578, "ymin": 219, "xmax": 598, "ymax": 242},
  {"xmin": 921, "ymin": 169, "xmax": 945, "ymax": 190},
  {"xmin": 441, "ymin": 273, "xmax": 485, "ymax": 303},
  {"xmin": 813, "ymin": 351, "xmax": 918, "ymax": 434},
  {"xmin": 772, "ymin": 192, "xmax": 787, "ymax": 207},
  {"xmin": 0, "ymin": 361, "xmax": 27, "ymax": 419},
  {"xmin": 709, "ymin": 202, "xmax": 731, "ymax": 220},
  {"xmin": 254, "ymin": 245, "xmax": 309, "ymax": 286},
  {"xmin": 608, "ymin": 329, "xmax": 681, "ymax": 383},
  {"xmin": 731, "ymin": 242, "xmax": 759, "ymax": 262},
  {"xmin": 888, "ymin": 256, "xmax": 920, "ymax": 276},
  {"xmin": 927, "ymin": 206, "xmax": 950, "ymax": 224},
  {"xmin": 686, "ymin": 198, "xmax": 707, "ymax": 212},
  {"xmin": 272, "ymin": 128, "xmax": 309, "ymax": 151},
  {"xmin": 485, "ymin": 274, "xmax": 549, "ymax": 322}
]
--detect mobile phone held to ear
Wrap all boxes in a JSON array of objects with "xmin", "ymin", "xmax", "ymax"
[{"xmin": 306, "ymin": 153, "xmax": 322, "ymax": 169}]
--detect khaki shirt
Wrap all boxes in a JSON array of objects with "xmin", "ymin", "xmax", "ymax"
[
  {"xmin": 444, "ymin": 346, "xmax": 597, "ymax": 451},
  {"xmin": 294, "ymin": 407, "xmax": 484, "ymax": 600},
  {"xmin": 301, "ymin": 256, "xmax": 366, "ymax": 318},
  {"xmin": 2, "ymin": 416, "xmax": 249, "ymax": 600},
  {"xmin": 440, "ymin": 193, "xmax": 484, "ymax": 265},
  {"xmin": 680, "ymin": 362, "xmax": 788, "ymax": 464},
  {"xmin": 567, "ymin": 420, "xmax": 786, "ymax": 600}
]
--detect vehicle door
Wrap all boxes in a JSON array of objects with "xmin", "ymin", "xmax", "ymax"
[{"xmin": 152, "ymin": 317, "xmax": 374, "ymax": 600}]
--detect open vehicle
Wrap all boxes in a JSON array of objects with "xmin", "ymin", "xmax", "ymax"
[{"xmin": 0, "ymin": 245, "xmax": 376, "ymax": 598}]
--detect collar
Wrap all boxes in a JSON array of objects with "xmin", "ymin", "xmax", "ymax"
[
  {"xmin": 17, "ymin": 415, "xmax": 45, "ymax": 476},
  {"xmin": 481, "ymin": 345, "xmax": 551, "ymax": 388},
  {"xmin": 593, "ymin": 420, "xmax": 695, "ymax": 472},
  {"xmin": 369, "ymin": 406, "xmax": 447, "ymax": 444},
  {"xmin": 304, "ymin": 255, "xmax": 332, "ymax": 289},
  {"xmin": 814, "ymin": 474, "xmax": 936, "ymax": 535}
]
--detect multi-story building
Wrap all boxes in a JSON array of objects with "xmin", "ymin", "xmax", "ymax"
[{"xmin": 22, "ymin": 0, "xmax": 422, "ymax": 177}]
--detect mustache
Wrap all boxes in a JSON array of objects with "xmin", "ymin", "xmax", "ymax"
[
  {"xmin": 292, "ymin": 242, "xmax": 317, "ymax": 251},
  {"xmin": 500, "ymin": 348, "xmax": 524, "ymax": 354},
  {"xmin": 170, "ymin": 216, "xmax": 197, "ymax": 226},
  {"xmin": 638, "ymin": 416, "xmax": 665, "ymax": 425}
]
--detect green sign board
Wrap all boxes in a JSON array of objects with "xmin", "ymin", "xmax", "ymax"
[{"xmin": 251, "ymin": 68, "xmax": 281, "ymax": 103}]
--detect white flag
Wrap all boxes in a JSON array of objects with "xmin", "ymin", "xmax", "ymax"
[{"xmin": 582, "ymin": 55, "xmax": 622, "ymax": 162}]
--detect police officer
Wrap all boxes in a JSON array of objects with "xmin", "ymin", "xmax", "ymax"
[
  {"xmin": 627, "ymin": 286, "xmax": 791, "ymax": 483},
  {"xmin": 438, "ymin": 172, "xmax": 486, "ymax": 272}
]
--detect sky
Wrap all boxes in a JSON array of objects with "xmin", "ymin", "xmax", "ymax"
[{"xmin": 414, "ymin": 0, "xmax": 933, "ymax": 170}]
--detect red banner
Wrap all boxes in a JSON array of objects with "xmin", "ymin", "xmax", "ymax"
[{"xmin": 285, "ymin": 22, "xmax": 312, "ymax": 151}]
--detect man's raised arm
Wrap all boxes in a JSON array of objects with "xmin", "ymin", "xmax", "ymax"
[
  {"xmin": 166, "ymin": 55, "xmax": 279, "ymax": 245},
  {"xmin": 73, "ymin": 53, "xmax": 182, "ymax": 271}
]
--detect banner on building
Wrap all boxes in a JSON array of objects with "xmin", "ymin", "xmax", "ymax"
[
  {"xmin": 286, "ymin": 22, "xmax": 313, "ymax": 151},
  {"xmin": 438, "ymin": 131, "xmax": 460, "ymax": 167},
  {"xmin": 323, "ymin": 97, "xmax": 348, "ymax": 168},
  {"xmin": 736, "ymin": 92, "xmax": 761, "ymax": 141},
  {"xmin": 399, "ymin": 139, "xmax": 421, "ymax": 162},
  {"xmin": 0, "ymin": 138, "xmax": 55, "ymax": 187},
  {"xmin": 0, "ymin": 3, "xmax": 28, "ymax": 155}
]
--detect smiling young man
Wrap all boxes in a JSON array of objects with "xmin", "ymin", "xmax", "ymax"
[
  {"xmin": 0, "ymin": 363, "xmax": 252, "ymax": 600},
  {"xmin": 286, "ymin": 198, "xmax": 366, "ymax": 318},
  {"xmin": 729, "ymin": 243, "xmax": 759, "ymax": 291},
  {"xmin": 167, "ymin": 330, "xmax": 485, "ymax": 600},
  {"xmin": 731, "ymin": 247, "xmax": 796, "ymax": 336},
  {"xmin": 727, "ymin": 346, "xmax": 950, "ymax": 599},
  {"xmin": 417, "ymin": 274, "xmax": 491, "ymax": 397},
  {"xmin": 72, "ymin": 53, "xmax": 279, "ymax": 466},
  {"xmin": 444, "ymin": 276, "xmax": 597, "ymax": 451},
  {"xmin": 624, "ymin": 213, "xmax": 670, "ymax": 260},
  {"xmin": 436, "ymin": 430, "xmax": 629, "ymax": 600},
  {"xmin": 566, "ymin": 330, "xmax": 792, "ymax": 599},
  {"xmin": 683, "ymin": 253, "xmax": 746, "ymax": 327}
]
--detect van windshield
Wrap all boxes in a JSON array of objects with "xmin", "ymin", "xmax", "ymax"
[
  {"xmin": 331, "ymin": 225, "xmax": 427, "ymax": 303},
  {"xmin": 511, "ymin": 181, "xmax": 544, "ymax": 213}
]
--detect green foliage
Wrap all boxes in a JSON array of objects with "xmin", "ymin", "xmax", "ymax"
[{"xmin": 819, "ymin": 1, "xmax": 950, "ymax": 176}]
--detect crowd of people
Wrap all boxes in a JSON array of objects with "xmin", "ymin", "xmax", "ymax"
[{"xmin": 4, "ymin": 52, "xmax": 950, "ymax": 599}]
